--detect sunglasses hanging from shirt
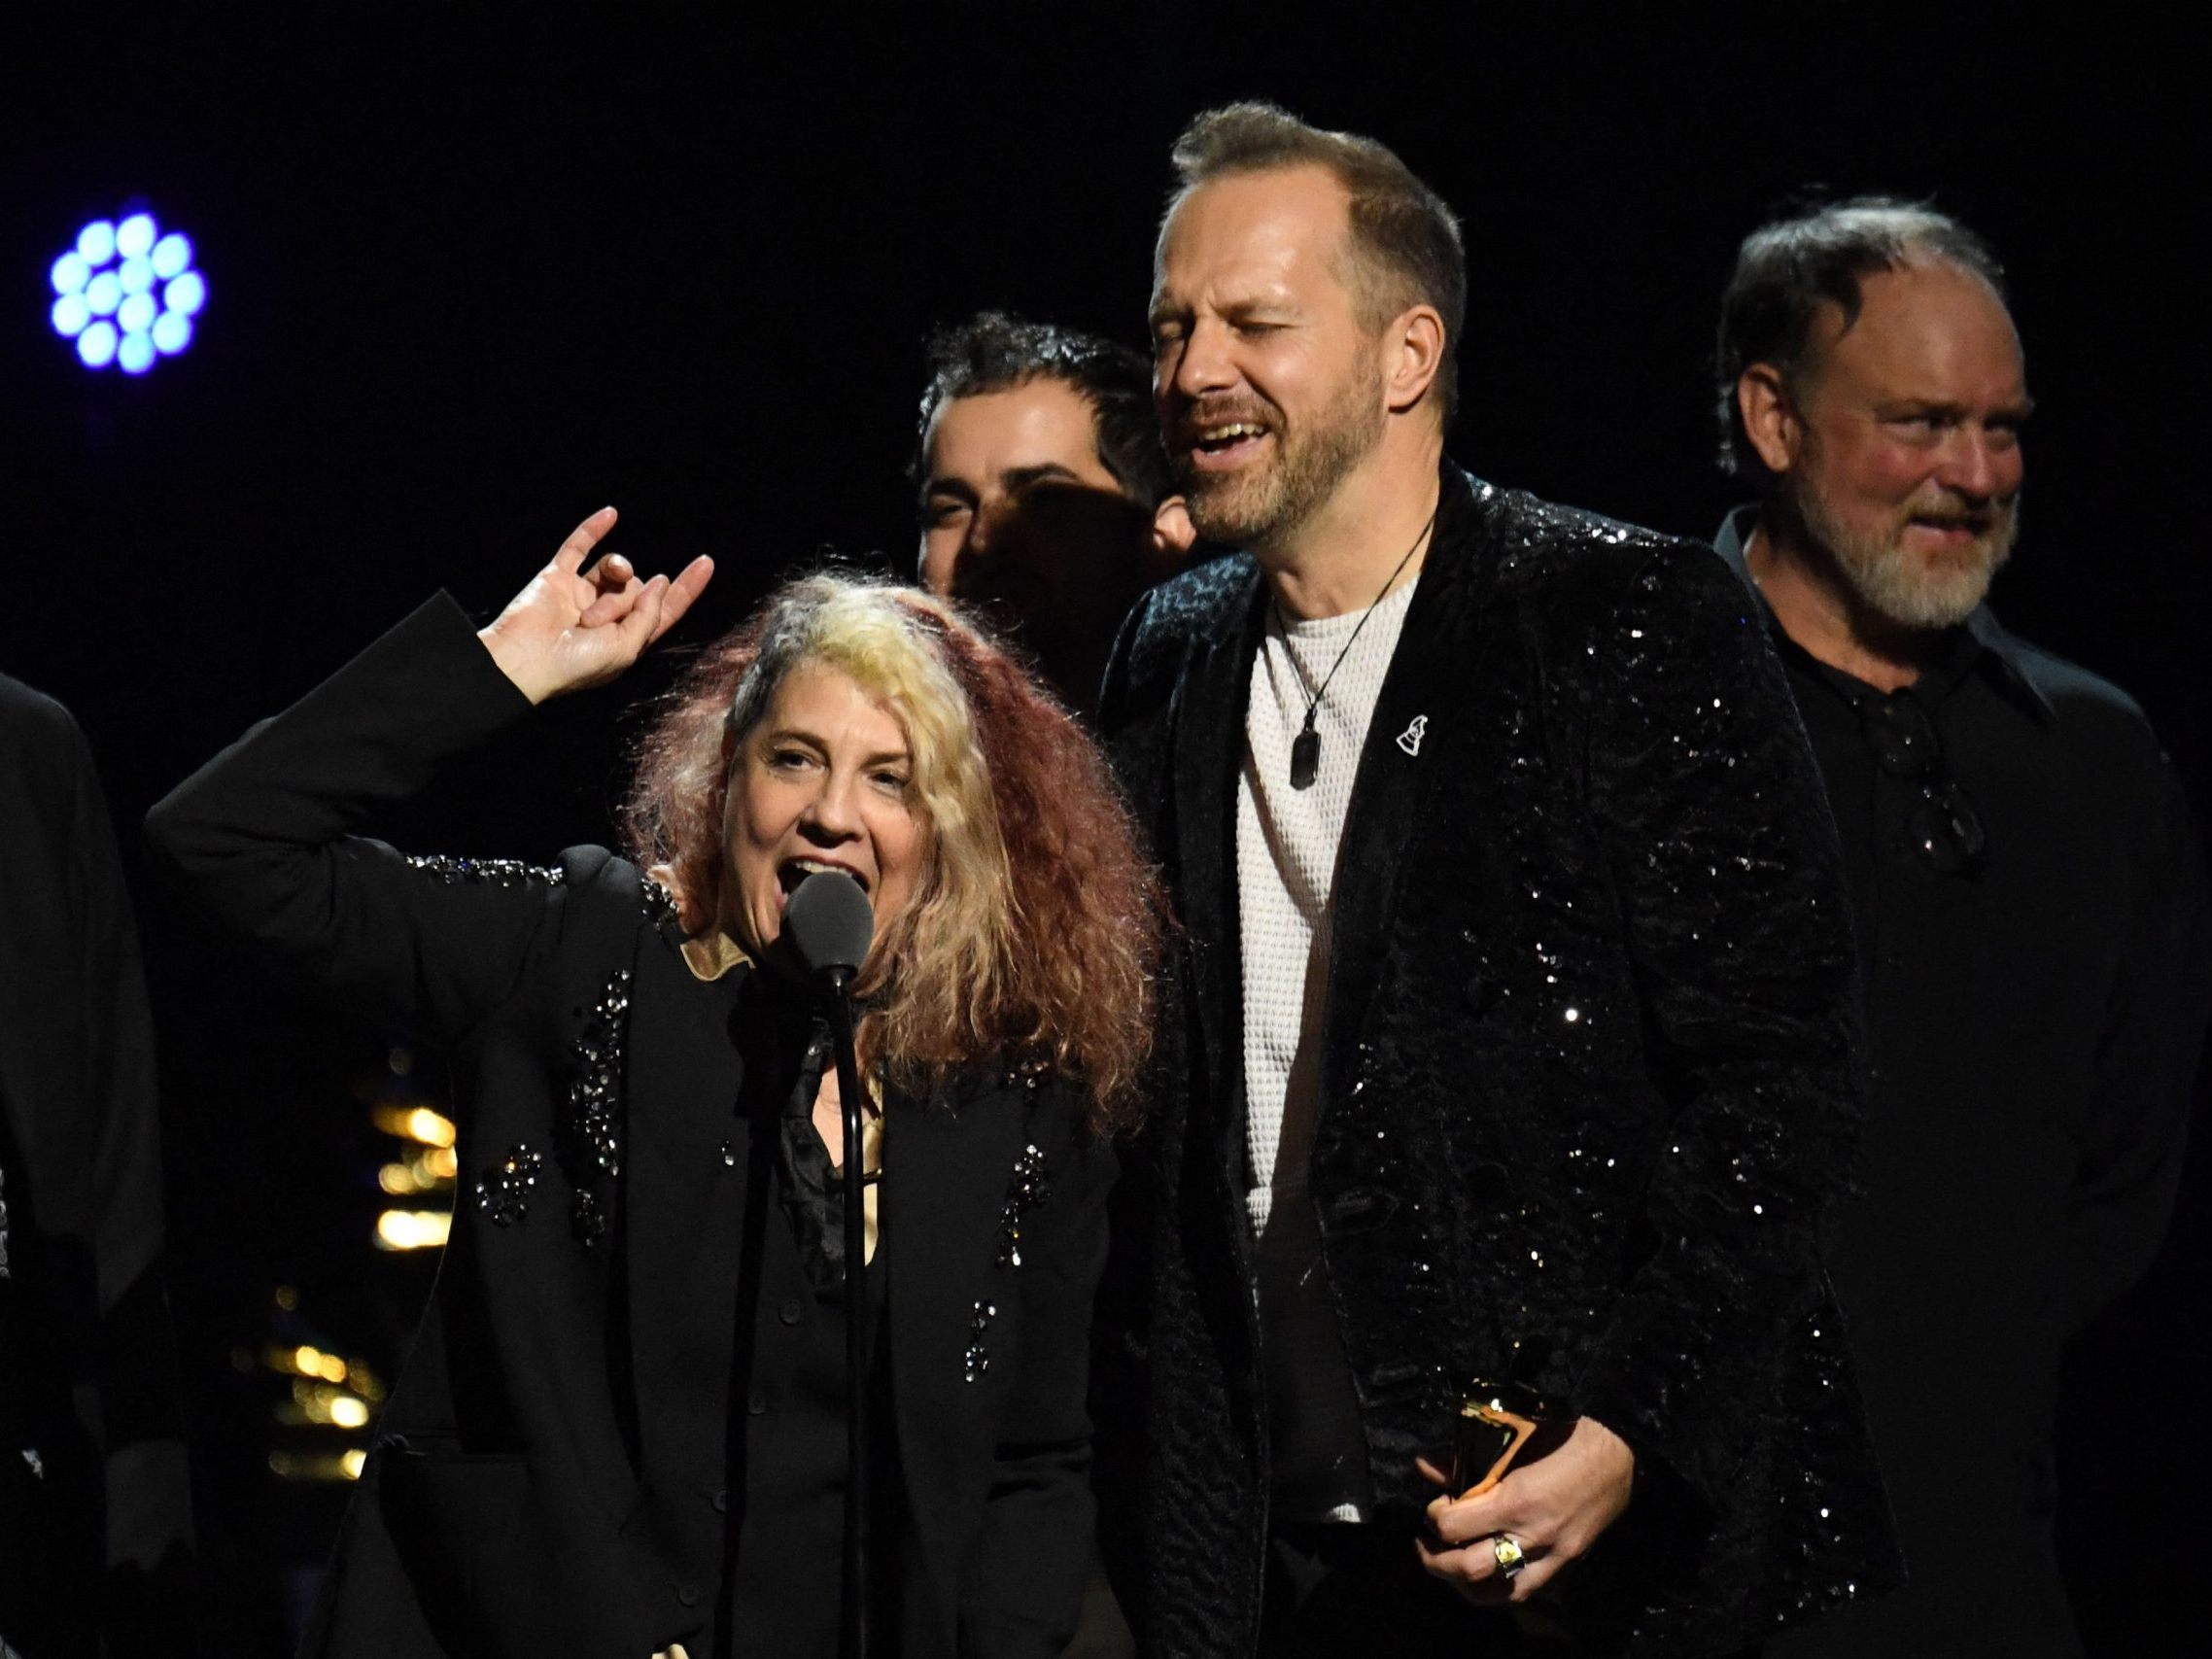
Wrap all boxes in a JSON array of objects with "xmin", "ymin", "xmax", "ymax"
[{"xmin": 1856, "ymin": 691, "xmax": 1987, "ymax": 874}]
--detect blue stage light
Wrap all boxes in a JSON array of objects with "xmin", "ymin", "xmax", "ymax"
[
  {"xmin": 151, "ymin": 232, "xmax": 191, "ymax": 279},
  {"xmin": 152, "ymin": 311, "xmax": 192, "ymax": 355},
  {"xmin": 163, "ymin": 270, "xmax": 206, "ymax": 317},
  {"xmin": 50, "ymin": 208, "xmax": 206, "ymax": 372},
  {"xmin": 79, "ymin": 320, "xmax": 119, "ymax": 368},
  {"xmin": 116, "ymin": 214, "xmax": 156, "ymax": 259}
]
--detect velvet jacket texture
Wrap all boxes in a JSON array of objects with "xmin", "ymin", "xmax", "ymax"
[
  {"xmin": 1094, "ymin": 467, "xmax": 1902, "ymax": 1657},
  {"xmin": 144, "ymin": 596, "xmax": 1111, "ymax": 1659}
]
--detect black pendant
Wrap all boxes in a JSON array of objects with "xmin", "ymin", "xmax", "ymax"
[{"xmin": 1290, "ymin": 723, "xmax": 1320, "ymax": 790}]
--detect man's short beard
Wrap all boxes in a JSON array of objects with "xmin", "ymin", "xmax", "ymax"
[
  {"xmin": 1178, "ymin": 362, "xmax": 1387, "ymax": 547},
  {"xmin": 1789, "ymin": 476, "xmax": 2018, "ymax": 632}
]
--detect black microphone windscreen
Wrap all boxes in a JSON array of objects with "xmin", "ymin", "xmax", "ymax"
[{"xmin": 784, "ymin": 869, "xmax": 876, "ymax": 981}]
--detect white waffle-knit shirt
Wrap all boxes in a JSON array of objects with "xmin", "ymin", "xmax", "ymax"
[{"xmin": 1238, "ymin": 578, "xmax": 1417, "ymax": 1236}]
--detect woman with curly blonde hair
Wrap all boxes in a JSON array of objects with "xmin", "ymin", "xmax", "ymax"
[
  {"xmin": 626, "ymin": 568, "xmax": 1159, "ymax": 1130},
  {"xmin": 149, "ymin": 509, "xmax": 1163, "ymax": 1659}
]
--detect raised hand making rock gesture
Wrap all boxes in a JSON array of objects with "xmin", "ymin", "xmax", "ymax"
[{"xmin": 477, "ymin": 506, "xmax": 714, "ymax": 704}]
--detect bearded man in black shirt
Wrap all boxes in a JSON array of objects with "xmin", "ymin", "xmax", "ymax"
[{"xmin": 1712, "ymin": 198, "xmax": 2212, "ymax": 1657}]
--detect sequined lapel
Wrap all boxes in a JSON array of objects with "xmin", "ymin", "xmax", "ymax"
[
  {"xmin": 1321, "ymin": 470, "xmax": 1497, "ymax": 1115},
  {"xmin": 1170, "ymin": 562, "xmax": 1268, "ymax": 1175},
  {"xmin": 622, "ymin": 926, "xmax": 749, "ymax": 1476}
]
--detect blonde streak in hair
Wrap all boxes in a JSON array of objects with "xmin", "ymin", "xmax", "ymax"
[{"xmin": 807, "ymin": 584, "xmax": 1020, "ymax": 1064}]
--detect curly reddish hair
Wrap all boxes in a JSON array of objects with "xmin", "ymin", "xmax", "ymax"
[{"xmin": 621, "ymin": 574, "xmax": 1163, "ymax": 1132}]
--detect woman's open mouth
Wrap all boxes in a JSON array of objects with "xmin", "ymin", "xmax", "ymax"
[{"xmin": 776, "ymin": 857, "xmax": 869, "ymax": 906}]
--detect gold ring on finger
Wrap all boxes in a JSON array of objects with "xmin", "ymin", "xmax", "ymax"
[{"xmin": 1491, "ymin": 1534, "xmax": 1526, "ymax": 1579}]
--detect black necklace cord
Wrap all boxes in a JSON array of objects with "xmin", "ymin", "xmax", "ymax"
[{"xmin": 1276, "ymin": 503, "xmax": 1439, "ymax": 789}]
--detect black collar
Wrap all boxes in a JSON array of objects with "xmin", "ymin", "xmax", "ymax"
[
  {"xmin": 1713, "ymin": 504, "xmax": 2056, "ymax": 724},
  {"xmin": 1201, "ymin": 458, "xmax": 1486, "ymax": 644}
]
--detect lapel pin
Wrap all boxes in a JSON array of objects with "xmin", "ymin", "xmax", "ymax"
[{"xmin": 1397, "ymin": 714, "xmax": 1429, "ymax": 757}]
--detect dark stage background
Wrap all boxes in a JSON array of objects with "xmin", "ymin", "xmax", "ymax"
[{"xmin": 4, "ymin": 8, "xmax": 2205, "ymax": 1651}]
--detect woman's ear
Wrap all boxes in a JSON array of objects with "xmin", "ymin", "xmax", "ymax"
[{"xmin": 646, "ymin": 860, "xmax": 706, "ymax": 935}]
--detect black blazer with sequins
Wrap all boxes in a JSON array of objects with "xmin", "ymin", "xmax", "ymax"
[
  {"xmin": 146, "ymin": 595, "xmax": 1110, "ymax": 1659},
  {"xmin": 1094, "ymin": 466, "xmax": 1903, "ymax": 1657}
]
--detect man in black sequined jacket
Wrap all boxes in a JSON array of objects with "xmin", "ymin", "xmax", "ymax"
[{"xmin": 1091, "ymin": 103, "xmax": 1900, "ymax": 1657}]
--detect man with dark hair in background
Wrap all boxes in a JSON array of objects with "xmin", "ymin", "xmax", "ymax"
[
  {"xmin": 1098, "ymin": 103, "xmax": 1898, "ymax": 1656},
  {"xmin": 1, "ymin": 675, "xmax": 193, "ymax": 1658},
  {"xmin": 1711, "ymin": 197, "xmax": 2212, "ymax": 1657},
  {"xmin": 916, "ymin": 311, "xmax": 1192, "ymax": 708},
  {"xmin": 916, "ymin": 311, "xmax": 1194, "ymax": 1659}
]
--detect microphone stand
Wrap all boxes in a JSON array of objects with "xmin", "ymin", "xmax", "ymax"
[{"xmin": 821, "ymin": 970, "xmax": 872, "ymax": 1659}]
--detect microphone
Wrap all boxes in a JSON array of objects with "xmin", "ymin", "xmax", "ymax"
[
  {"xmin": 782, "ymin": 867, "xmax": 878, "ymax": 1659},
  {"xmin": 784, "ymin": 867, "xmax": 876, "ymax": 989}
]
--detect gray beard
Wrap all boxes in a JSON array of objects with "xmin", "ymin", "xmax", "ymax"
[
  {"xmin": 1181, "ymin": 366, "xmax": 1387, "ymax": 547},
  {"xmin": 1794, "ymin": 483, "xmax": 2018, "ymax": 632}
]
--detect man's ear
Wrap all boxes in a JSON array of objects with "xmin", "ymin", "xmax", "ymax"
[
  {"xmin": 1384, "ymin": 304, "xmax": 1447, "ymax": 416},
  {"xmin": 1737, "ymin": 364, "xmax": 1802, "ymax": 476},
  {"xmin": 1152, "ymin": 495, "xmax": 1197, "ymax": 564}
]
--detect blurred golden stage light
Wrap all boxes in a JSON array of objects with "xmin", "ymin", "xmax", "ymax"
[
  {"xmin": 375, "ymin": 1208, "xmax": 452, "ymax": 1251},
  {"xmin": 269, "ymin": 1449, "xmax": 368, "ymax": 1483},
  {"xmin": 370, "ymin": 1104, "xmax": 457, "ymax": 1148}
]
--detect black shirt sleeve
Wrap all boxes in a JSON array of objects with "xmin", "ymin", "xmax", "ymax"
[{"xmin": 2062, "ymin": 750, "xmax": 2212, "ymax": 1330}]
